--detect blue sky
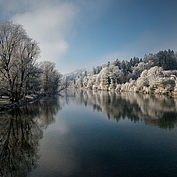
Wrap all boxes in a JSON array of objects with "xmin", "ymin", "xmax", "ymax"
[{"xmin": 0, "ymin": 0, "xmax": 177, "ymax": 73}]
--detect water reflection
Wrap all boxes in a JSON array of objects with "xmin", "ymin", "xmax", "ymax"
[
  {"xmin": 1, "ymin": 91, "xmax": 177, "ymax": 176},
  {"xmin": 67, "ymin": 89, "xmax": 177, "ymax": 129},
  {"xmin": 39, "ymin": 96, "xmax": 61, "ymax": 128},
  {"xmin": 0, "ymin": 96, "xmax": 60, "ymax": 177}
]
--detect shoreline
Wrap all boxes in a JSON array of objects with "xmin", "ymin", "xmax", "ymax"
[
  {"xmin": 71, "ymin": 87, "xmax": 177, "ymax": 98},
  {"xmin": 0, "ymin": 93, "xmax": 48, "ymax": 113}
]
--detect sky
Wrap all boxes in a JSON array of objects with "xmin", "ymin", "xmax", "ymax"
[{"xmin": 0, "ymin": 0, "xmax": 177, "ymax": 74}]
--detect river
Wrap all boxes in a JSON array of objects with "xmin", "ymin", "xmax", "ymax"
[{"xmin": 1, "ymin": 90, "xmax": 177, "ymax": 177}]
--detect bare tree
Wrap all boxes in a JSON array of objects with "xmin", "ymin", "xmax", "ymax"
[
  {"xmin": 40, "ymin": 61, "xmax": 62, "ymax": 94},
  {"xmin": 0, "ymin": 22, "xmax": 40, "ymax": 102},
  {"xmin": 14, "ymin": 38, "xmax": 40, "ymax": 100}
]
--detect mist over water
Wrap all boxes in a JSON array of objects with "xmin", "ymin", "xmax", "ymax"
[{"xmin": 1, "ymin": 90, "xmax": 177, "ymax": 177}]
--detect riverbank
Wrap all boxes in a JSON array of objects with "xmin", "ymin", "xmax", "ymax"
[
  {"xmin": 0, "ymin": 93, "xmax": 48, "ymax": 113},
  {"xmin": 73, "ymin": 87, "xmax": 176, "ymax": 98}
]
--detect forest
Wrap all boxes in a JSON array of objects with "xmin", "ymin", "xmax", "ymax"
[{"xmin": 66, "ymin": 49, "xmax": 177, "ymax": 96}]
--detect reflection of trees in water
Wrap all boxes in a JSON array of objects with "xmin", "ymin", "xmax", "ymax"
[
  {"xmin": 39, "ymin": 96, "xmax": 61, "ymax": 128},
  {"xmin": 70, "ymin": 89, "xmax": 177, "ymax": 129},
  {"xmin": 0, "ymin": 96, "xmax": 61, "ymax": 177}
]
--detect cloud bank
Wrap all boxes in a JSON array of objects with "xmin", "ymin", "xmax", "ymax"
[{"xmin": 12, "ymin": 1, "xmax": 78, "ymax": 62}]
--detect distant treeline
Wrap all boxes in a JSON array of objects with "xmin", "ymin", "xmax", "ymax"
[
  {"xmin": 0, "ymin": 22, "xmax": 63, "ymax": 102},
  {"xmin": 66, "ymin": 49, "xmax": 177, "ymax": 95}
]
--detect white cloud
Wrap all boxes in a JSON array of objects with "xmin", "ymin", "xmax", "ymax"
[{"xmin": 12, "ymin": 2, "xmax": 78, "ymax": 62}]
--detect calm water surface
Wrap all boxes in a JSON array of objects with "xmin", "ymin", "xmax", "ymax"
[{"xmin": 1, "ymin": 90, "xmax": 177, "ymax": 177}]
